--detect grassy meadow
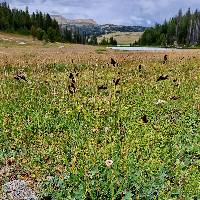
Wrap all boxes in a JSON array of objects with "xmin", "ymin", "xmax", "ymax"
[
  {"xmin": 0, "ymin": 35, "xmax": 199, "ymax": 199},
  {"xmin": 97, "ymin": 32, "xmax": 143, "ymax": 45}
]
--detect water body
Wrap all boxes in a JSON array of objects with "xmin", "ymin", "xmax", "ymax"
[{"xmin": 107, "ymin": 46, "xmax": 181, "ymax": 51}]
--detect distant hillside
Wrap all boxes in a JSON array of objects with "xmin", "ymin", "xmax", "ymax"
[
  {"xmin": 97, "ymin": 32, "xmax": 143, "ymax": 45},
  {"xmin": 52, "ymin": 15, "xmax": 147, "ymax": 36},
  {"xmin": 0, "ymin": 2, "xmax": 61, "ymax": 42},
  {"xmin": 100, "ymin": 24, "xmax": 145, "ymax": 33},
  {"xmin": 0, "ymin": 3, "xmax": 89, "ymax": 44}
]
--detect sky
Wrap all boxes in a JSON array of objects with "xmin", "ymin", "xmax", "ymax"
[{"xmin": 3, "ymin": 0, "xmax": 200, "ymax": 26}]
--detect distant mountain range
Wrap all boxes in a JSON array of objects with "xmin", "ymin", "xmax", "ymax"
[
  {"xmin": 51, "ymin": 15, "xmax": 97, "ymax": 25},
  {"xmin": 51, "ymin": 15, "xmax": 147, "ymax": 36}
]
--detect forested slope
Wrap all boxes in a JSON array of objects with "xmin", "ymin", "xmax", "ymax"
[{"xmin": 139, "ymin": 9, "xmax": 200, "ymax": 46}]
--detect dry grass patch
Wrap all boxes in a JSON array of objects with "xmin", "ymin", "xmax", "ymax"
[{"xmin": 97, "ymin": 32, "xmax": 143, "ymax": 45}]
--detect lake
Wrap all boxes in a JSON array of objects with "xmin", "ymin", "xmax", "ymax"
[{"xmin": 107, "ymin": 46, "xmax": 181, "ymax": 51}]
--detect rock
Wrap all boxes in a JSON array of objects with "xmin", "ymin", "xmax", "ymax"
[
  {"xmin": 18, "ymin": 42, "xmax": 26, "ymax": 45},
  {"xmin": 2, "ymin": 180, "xmax": 38, "ymax": 200}
]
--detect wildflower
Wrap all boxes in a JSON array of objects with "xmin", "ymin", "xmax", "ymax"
[
  {"xmin": 170, "ymin": 96, "xmax": 180, "ymax": 100},
  {"xmin": 157, "ymin": 74, "xmax": 169, "ymax": 82},
  {"xmin": 92, "ymin": 127, "xmax": 99, "ymax": 133},
  {"xmin": 105, "ymin": 127, "xmax": 109, "ymax": 133},
  {"xmin": 163, "ymin": 54, "xmax": 168, "ymax": 64},
  {"xmin": 105, "ymin": 160, "xmax": 113, "ymax": 168},
  {"xmin": 155, "ymin": 99, "xmax": 166, "ymax": 105},
  {"xmin": 111, "ymin": 58, "xmax": 117, "ymax": 67},
  {"xmin": 141, "ymin": 115, "xmax": 148, "ymax": 123},
  {"xmin": 139, "ymin": 64, "xmax": 142, "ymax": 72}
]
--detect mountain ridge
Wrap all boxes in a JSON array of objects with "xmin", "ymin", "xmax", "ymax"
[
  {"xmin": 51, "ymin": 15, "xmax": 147, "ymax": 36},
  {"xmin": 51, "ymin": 15, "xmax": 97, "ymax": 25}
]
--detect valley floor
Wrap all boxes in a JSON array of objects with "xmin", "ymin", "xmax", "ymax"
[{"xmin": 0, "ymin": 42, "xmax": 199, "ymax": 199}]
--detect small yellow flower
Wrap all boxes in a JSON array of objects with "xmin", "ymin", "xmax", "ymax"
[{"xmin": 66, "ymin": 109, "xmax": 72, "ymax": 114}]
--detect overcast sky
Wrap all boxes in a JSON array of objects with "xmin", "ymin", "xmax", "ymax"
[{"xmin": 3, "ymin": 0, "xmax": 200, "ymax": 26}]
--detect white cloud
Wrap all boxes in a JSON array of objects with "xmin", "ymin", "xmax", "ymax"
[{"xmin": 4, "ymin": 0, "xmax": 200, "ymax": 26}]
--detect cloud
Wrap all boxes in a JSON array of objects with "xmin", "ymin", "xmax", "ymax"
[{"xmin": 3, "ymin": 0, "xmax": 200, "ymax": 26}]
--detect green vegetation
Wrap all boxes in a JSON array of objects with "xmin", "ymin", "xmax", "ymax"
[
  {"xmin": 0, "ymin": 3, "xmax": 199, "ymax": 199},
  {"xmin": 98, "ymin": 32, "xmax": 143, "ymax": 46},
  {"xmin": 0, "ymin": 2, "xmax": 61, "ymax": 42},
  {"xmin": 99, "ymin": 36, "xmax": 118, "ymax": 46},
  {"xmin": 0, "ymin": 2, "xmax": 87, "ymax": 44},
  {"xmin": 0, "ymin": 2, "xmax": 122, "ymax": 46},
  {"xmin": 139, "ymin": 8, "xmax": 200, "ymax": 47},
  {"xmin": 0, "ymin": 50, "xmax": 199, "ymax": 199},
  {"xmin": 88, "ymin": 35, "xmax": 98, "ymax": 45}
]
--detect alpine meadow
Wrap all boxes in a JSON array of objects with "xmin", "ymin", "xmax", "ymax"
[{"xmin": 0, "ymin": 1, "xmax": 199, "ymax": 200}]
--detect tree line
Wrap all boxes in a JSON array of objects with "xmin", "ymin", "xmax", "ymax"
[
  {"xmin": 0, "ymin": 2, "xmax": 62, "ymax": 42},
  {"xmin": 0, "ymin": 2, "xmax": 118, "ymax": 45},
  {"xmin": 99, "ymin": 37, "xmax": 117, "ymax": 46},
  {"xmin": 0, "ymin": 2, "xmax": 89, "ymax": 44},
  {"xmin": 139, "ymin": 8, "xmax": 200, "ymax": 46}
]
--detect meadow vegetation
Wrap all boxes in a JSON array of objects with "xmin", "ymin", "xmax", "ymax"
[
  {"xmin": 0, "ymin": 40, "xmax": 199, "ymax": 199},
  {"xmin": 97, "ymin": 32, "xmax": 143, "ymax": 45}
]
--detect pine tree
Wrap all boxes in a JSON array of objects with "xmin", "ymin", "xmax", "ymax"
[
  {"xmin": 100, "ymin": 37, "xmax": 108, "ymax": 45},
  {"xmin": 31, "ymin": 25, "xmax": 37, "ymax": 39},
  {"xmin": 47, "ymin": 27, "xmax": 56, "ymax": 42},
  {"xmin": 36, "ymin": 28, "xmax": 45, "ymax": 40},
  {"xmin": 109, "ymin": 37, "xmax": 117, "ymax": 45}
]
